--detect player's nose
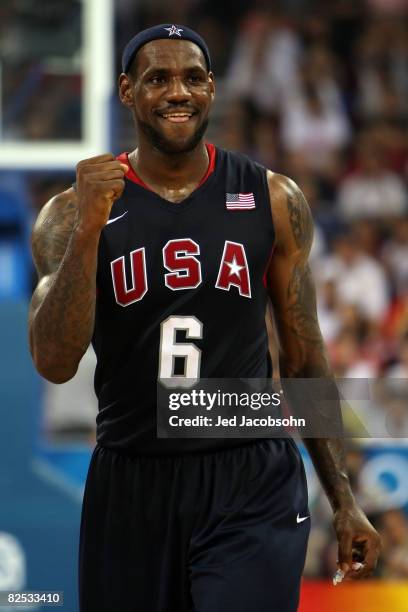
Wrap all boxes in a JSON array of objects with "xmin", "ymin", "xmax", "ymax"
[{"xmin": 165, "ymin": 77, "xmax": 191, "ymax": 102}]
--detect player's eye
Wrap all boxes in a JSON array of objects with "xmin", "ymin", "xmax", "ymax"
[
  {"xmin": 187, "ymin": 74, "xmax": 203, "ymax": 84},
  {"xmin": 148, "ymin": 75, "xmax": 166, "ymax": 85}
]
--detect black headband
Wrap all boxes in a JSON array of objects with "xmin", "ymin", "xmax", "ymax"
[{"xmin": 122, "ymin": 24, "xmax": 212, "ymax": 74}]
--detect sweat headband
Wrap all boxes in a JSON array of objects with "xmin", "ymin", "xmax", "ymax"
[{"xmin": 122, "ymin": 24, "xmax": 212, "ymax": 74}]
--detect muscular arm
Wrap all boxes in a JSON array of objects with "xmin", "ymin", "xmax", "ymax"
[
  {"xmin": 29, "ymin": 153, "xmax": 127, "ymax": 383},
  {"xmin": 266, "ymin": 173, "xmax": 381, "ymax": 579},
  {"xmin": 29, "ymin": 189, "xmax": 100, "ymax": 383},
  {"xmin": 265, "ymin": 172, "xmax": 353, "ymax": 510}
]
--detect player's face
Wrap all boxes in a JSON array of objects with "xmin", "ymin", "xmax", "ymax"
[{"xmin": 121, "ymin": 40, "xmax": 215, "ymax": 154}]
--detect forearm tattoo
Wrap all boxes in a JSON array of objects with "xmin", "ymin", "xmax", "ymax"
[{"xmin": 278, "ymin": 182, "xmax": 352, "ymax": 507}]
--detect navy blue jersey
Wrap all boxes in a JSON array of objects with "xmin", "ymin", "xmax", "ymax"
[{"xmin": 92, "ymin": 144, "xmax": 275, "ymax": 454}]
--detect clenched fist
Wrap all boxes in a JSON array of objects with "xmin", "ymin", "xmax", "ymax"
[
  {"xmin": 75, "ymin": 153, "xmax": 129, "ymax": 233},
  {"xmin": 333, "ymin": 502, "xmax": 381, "ymax": 583}
]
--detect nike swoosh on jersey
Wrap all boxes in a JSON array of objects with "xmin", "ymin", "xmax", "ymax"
[
  {"xmin": 106, "ymin": 211, "xmax": 128, "ymax": 225},
  {"xmin": 296, "ymin": 513, "xmax": 309, "ymax": 523}
]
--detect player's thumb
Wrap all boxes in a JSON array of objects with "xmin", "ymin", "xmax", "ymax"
[{"xmin": 337, "ymin": 531, "xmax": 353, "ymax": 574}]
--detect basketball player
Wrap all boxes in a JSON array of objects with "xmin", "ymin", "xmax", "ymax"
[{"xmin": 28, "ymin": 25, "xmax": 381, "ymax": 612}]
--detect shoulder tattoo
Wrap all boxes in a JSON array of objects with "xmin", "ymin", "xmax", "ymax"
[{"xmin": 287, "ymin": 185, "xmax": 313, "ymax": 251}]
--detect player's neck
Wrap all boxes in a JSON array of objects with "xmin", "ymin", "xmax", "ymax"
[{"xmin": 129, "ymin": 141, "xmax": 209, "ymax": 191}]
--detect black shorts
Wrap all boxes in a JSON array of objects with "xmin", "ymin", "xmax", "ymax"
[{"xmin": 79, "ymin": 438, "xmax": 310, "ymax": 612}]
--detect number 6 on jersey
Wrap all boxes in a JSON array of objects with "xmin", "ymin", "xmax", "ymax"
[{"xmin": 158, "ymin": 316, "xmax": 203, "ymax": 388}]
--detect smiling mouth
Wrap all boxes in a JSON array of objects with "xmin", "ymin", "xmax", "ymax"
[{"xmin": 158, "ymin": 112, "xmax": 196, "ymax": 123}]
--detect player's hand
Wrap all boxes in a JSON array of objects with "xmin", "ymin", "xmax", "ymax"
[
  {"xmin": 332, "ymin": 502, "xmax": 381, "ymax": 584},
  {"xmin": 75, "ymin": 153, "xmax": 129, "ymax": 233}
]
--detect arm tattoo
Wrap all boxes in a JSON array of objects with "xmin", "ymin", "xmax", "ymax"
[
  {"xmin": 287, "ymin": 187, "xmax": 314, "ymax": 250},
  {"xmin": 29, "ymin": 194, "xmax": 99, "ymax": 381},
  {"xmin": 272, "ymin": 178, "xmax": 355, "ymax": 512},
  {"xmin": 280, "ymin": 183, "xmax": 329, "ymax": 377},
  {"xmin": 32, "ymin": 197, "xmax": 77, "ymax": 277},
  {"xmin": 286, "ymin": 261, "xmax": 325, "ymax": 348}
]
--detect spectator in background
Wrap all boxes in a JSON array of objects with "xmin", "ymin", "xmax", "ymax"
[
  {"xmin": 351, "ymin": 219, "xmax": 383, "ymax": 260},
  {"xmin": 316, "ymin": 279, "xmax": 342, "ymax": 343},
  {"xmin": 366, "ymin": 0, "xmax": 408, "ymax": 15},
  {"xmin": 383, "ymin": 393, "xmax": 408, "ymax": 437},
  {"xmin": 248, "ymin": 116, "xmax": 279, "ymax": 170},
  {"xmin": 382, "ymin": 291, "xmax": 408, "ymax": 344},
  {"xmin": 386, "ymin": 331, "xmax": 408, "ymax": 379},
  {"xmin": 218, "ymin": 101, "xmax": 247, "ymax": 152},
  {"xmin": 280, "ymin": 45, "xmax": 351, "ymax": 179},
  {"xmin": 225, "ymin": 9, "xmax": 301, "ymax": 116},
  {"xmin": 370, "ymin": 120, "xmax": 408, "ymax": 177},
  {"xmin": 377, "ymin": 509, "xmax": 408, "ymax": 579},
  {"xmin": 329, "ymin": 329, "xmax": 378, "ymax": 378},
  {"xmin": 317, "ymin": 231, "xmax": 390, "ymax": 323},
  {"xmin": 382, "ymin": 218, "xmax": 408, "ymax": 297},
  {"xmin": 355, "ymin": 18, "xmax": 408, "ymax": 122},
  {"xmin": 280, "ymin": 82, "xmax": 350, "ymax": 176},
  {"xmin": 337, "ymin": 132, "xmax": 407, "ymax": 221}
]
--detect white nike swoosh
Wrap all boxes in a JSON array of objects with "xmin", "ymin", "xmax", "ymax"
[
  {"xmin": 296, "ymin": 513, "xmax": 309, "ymax": 523},
  {"xmin": 106, "ymin": 211, "xmax": 128, "ymax": 225}
]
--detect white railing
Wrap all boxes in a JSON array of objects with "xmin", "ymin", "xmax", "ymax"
[{"xmin": 0, "ymin": 0, "xmax": 113, "ymax": 170}]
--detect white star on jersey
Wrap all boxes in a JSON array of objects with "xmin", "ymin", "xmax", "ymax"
[
  {"xmin": 165, "ymin": 25, "xmax": 183, "ymax": 37},
  {"xmin": 226, "ymin": 256, "xmax": 244, "ymax": 278}
]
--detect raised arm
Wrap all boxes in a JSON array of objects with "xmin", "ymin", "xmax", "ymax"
[
  {"xmin": 266, "ymin": 172, "xmax": 381, "ymax": 581},
  {"xmin": 29, "ymin": 154, "xmax": 128, "ymax": 383}
]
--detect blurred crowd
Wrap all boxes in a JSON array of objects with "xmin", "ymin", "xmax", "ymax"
[
  {"xmin": 216, "ymin": 3, "xmax": 408, "ymax": 400},
  {"xmin": 1, "ymin": 0, "xmax": 408, "ymax": 582}
]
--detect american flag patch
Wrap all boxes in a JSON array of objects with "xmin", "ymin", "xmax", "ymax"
[{"xmin": 225, "ymin": 193, "xmax": 255, "ymax": 210}]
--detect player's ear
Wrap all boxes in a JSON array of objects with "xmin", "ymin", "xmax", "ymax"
[{"xmin": 118, "ymin": 73, "xmax": 134, "ymax": 108}]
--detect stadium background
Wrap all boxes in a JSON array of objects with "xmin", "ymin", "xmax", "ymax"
[{"xmin": 1, "ymin": 0, "xmax": 408, "ymax": 610}]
